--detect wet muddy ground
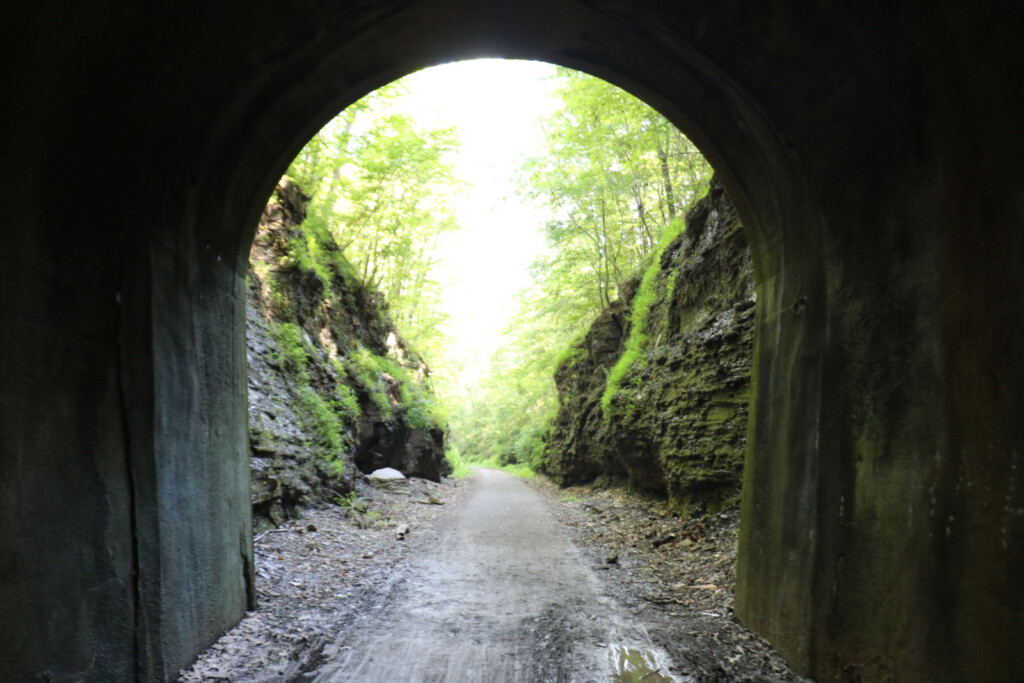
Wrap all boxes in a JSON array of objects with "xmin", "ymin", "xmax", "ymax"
[{"xmin": 179, "ymin": 470, "xmax": 806, "ymax": 682}]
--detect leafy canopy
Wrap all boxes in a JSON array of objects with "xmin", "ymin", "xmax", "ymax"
[{"xmin": 287, "ymin": 83, "xmax": 461, "ymax": 357}]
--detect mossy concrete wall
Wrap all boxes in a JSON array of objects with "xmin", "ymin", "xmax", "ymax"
[{"xmin": 1, "ymin": 2, "xmax": 1021, "ymax": 681}]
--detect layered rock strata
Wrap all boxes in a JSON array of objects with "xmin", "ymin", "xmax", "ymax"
[
  {"xmin": 247, "ymin": 179, "xmax": 448, "ymax": 526},
  {"xmin": 545, "ymin": 178, "xmax": 754, "ymax": 515}
]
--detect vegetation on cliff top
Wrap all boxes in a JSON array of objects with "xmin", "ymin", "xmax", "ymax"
[
  {"xmin": 543, "ymin": 179, "xmax": 755, "ymax": 515},
  {"xmin": 267, "ymin": 190, "xmax": 448, "ymax": 437},
  {"xmin": 285, "ymin": 82, "xmax": 461, "ymax": 358}
]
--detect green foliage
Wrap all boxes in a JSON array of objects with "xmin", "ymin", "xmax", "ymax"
[
  {"xmin": 297, "ymin": 386, "xmax": 344, "ymax": 452},
  {"xmin": 342, "ymin": 343, "xmax": 445, "ymax": 431},
  {"xmin": 503, "ymin": 463, "xmax": 537, "ymax": 479},
  {"xmin": 442, "ymin": 341, "xmax": 559, "ymax": 468},
  {"xmin": 333, "ymin": 382, "xmax": 362, "ymax": 422},
  {"xmin": 266, "ymin": 320, "xmax": 355, "ymax": 474},
  {"xmin": 399, "ymin": 381, "xmax": 434, "ymax": 429},
  {"xmin": 286, "ymin": 81, "xmax": 461, "ymax": 354},
  {"xmin": 266, "ymin": 91, "xmax": 453, "ymax": 458},
  {"xmin": 444, "ymin": 444, "xmax": 473, "ymax": 480},
  {"xmin": 281, "ymin": 223, "xmax": 333, "ymax": 284},
  {"xmin": 479, "ymin": 456, "xmax": 537, "ymax": 479},
  {"xmin": 519, "ymin": 67, "xmax": 711, "ymax": 313},
  {"xmin": 553, "ymin": 334, "xmax": 588, "ymax": 374},
  {"xmin": 334, "ymin": 491, "xmax": 359, "ymax": 508},
  {"xmin": 260, "ymin": 276, "xmax": 295, "ymax": 317},
  {"xmin": 272, "ymin": 322, "xmax": 308, "ymax": 374},
  {"xmin": 275, "ymin": 66, "xmax": 711, "ymax": 480},
  {"xmin": 601, "ymin": 219, "xmax": 685, "ymax": 419},
  {"xmin": 344, "ymin": 345, "xmax": 396, "ymax": 421}
]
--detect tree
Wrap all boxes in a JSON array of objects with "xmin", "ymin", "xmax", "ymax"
[
  {"xmin": 521, "ymin": 67, "xmax": 710, "ymax": 311},
  {"xmin": 285, "ymin": 83, "xmax": 462, "ymax": 354}
]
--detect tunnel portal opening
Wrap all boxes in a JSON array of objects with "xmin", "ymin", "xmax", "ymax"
[
  {"xmin": 242, "ymin": 60, "xmax": 751, "ymax": 526},
  {"xmin": 209, "ymin": 58, "xmax": 765, "ymax": 679}
]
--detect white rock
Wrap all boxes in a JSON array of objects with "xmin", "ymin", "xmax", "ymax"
[
  {"xmin": 367, "ymin": 468, "xmax": 410, "ymax": 492},
  {"xmin": 367, "ymin": 467, "xmax": 406, "ymax": 481}
]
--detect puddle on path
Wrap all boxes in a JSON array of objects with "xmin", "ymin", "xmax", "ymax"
[{"xmin": 608, "ymin": 644, "xmax": 675, "ymax": 682}]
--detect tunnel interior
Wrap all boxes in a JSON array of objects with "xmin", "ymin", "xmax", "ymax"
[{"xmin": 1, "ymin": 3, "xmax": 1021, "ymax": 682}]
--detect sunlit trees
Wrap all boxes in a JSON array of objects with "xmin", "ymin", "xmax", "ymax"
[
  {"xmin": 451, "ymin": 68, "xmax": 711, "ymax": 467},
  {"xmin": 522, "ymin": 67, "xmax": 710, "ymax": 310},
  {"xmin": 286, "ymin": 84, "xmax": 461, "ymax": 354}
]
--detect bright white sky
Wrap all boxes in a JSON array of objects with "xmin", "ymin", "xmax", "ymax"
[{"xmin": 389, "ymin": 59, "xmax": 560, "ymax": 384}]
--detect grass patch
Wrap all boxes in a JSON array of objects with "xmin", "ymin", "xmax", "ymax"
[
  {"xmin": 503, "ymin": 463, "xmax": 537, "ymax": 479},
  {"xmin": 477, "ymin": 456, "xmax": 537, "ymax": 479},
  {"xmin": 332, "ymin": 381, "xmax": 361, "ymax": 422},
  {"xmin": 334, "ymin": 491, "xmax": 359, "ymax": 509},
  {"xmin": 445, "ymin": 445, "xmax": 473, "ymax": 480},
  {"xmin": 344, "ymin": 344, "xmax": 396, "ymax": 420},
  {"xmin": 271, "ymin": 322, "xmax": 309, "ymax": 374},
  {"xmin": 553, "ymin": 331, "xmax": 588, "ymax": 373},
  {"xmin": 297, "ymin": 386, "xmax": 343, "ymax": 452}
]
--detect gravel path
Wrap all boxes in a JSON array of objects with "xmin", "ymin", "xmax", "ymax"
[
  {"xmin": 180, "ymin": 470, "xmax": 805, "ymax": 682},
  {"xmin": 307, "ymin": 467, "xmax": 673, "ymax": 682}
]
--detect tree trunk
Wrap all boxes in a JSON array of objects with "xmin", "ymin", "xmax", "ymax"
[{"xmin": 657, "ymin": 140, "xmax": 677, "ymax": 221}]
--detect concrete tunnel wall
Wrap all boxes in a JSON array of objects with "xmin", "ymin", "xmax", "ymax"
[{"xmin": 0, "ymin": 2, "xmax": 1021, "ymax": 681}]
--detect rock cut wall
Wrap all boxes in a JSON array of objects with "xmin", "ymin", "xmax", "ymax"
[
  {"xmin": 246, "ymin": 179, "xmax": 449, "ymax": 527},
  {"xmin": 545, "ymin": 178, "xmax": 754, "ymax": 515}
]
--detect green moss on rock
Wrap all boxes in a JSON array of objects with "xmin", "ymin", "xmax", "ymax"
[
  {"xmin": 542, "ymin": 177, "xmax": 755, "ymax": 518},
  {"xmin": 247, "ymin": 178, "xmax": 450, "ymax": 527}
]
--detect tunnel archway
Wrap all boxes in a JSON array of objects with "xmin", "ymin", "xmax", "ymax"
[
  {"xmin": 3, "ymin": 2, "xmax": 1021, "ymax": 682},
  {"xmin": 186, "ymin": 4, "xmax": 824, "ymax": 673}
]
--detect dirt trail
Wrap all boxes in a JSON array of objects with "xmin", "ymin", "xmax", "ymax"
[
  {"xmin": 181, "ymin": 469, "xmax": 802, "ymax": 682},
  {"xmin": 306, "ymin": 468, "xmax": 674, "ymax": 682}
]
